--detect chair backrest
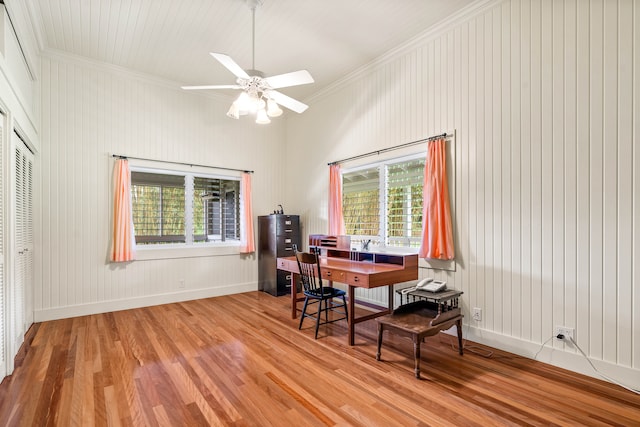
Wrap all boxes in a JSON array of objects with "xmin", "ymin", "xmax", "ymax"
[{"xmin": 294, "ymin": 248, "xmax": 324, "ymax": 294}]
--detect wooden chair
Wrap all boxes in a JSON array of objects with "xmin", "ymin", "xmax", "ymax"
[
  {"xmin": 376, "ymin": 295, "xmax": 463, "ymax": 379},
  {"xmin": 295, "ymin": 248, "xmax": 348, "ymax": 339}
]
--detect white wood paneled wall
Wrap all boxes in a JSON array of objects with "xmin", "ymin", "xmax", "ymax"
[
  {"xmin": 35, "ymin": 51, "xmax": 286, "ymax": 320},
  {"xmin": 286, "ymin": 0, "xmax": 640, "ymax": 381}
]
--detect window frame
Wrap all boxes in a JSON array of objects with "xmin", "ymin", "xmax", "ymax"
[
  {"xmin": 128, "ymin": 163, "xmax": 244, "ymax": 260},
  {"xmin": 341, "ymin": 152, "xmax": 425, "ymax": 252}
]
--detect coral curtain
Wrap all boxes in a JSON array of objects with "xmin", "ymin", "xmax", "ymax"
[
  {"xmin": 240, "ymin": 172, "xmax": 255, "ymax": 254},
  {"xmin": 328, "ymin": 164, "xmax": 345, "ymax": 235},
  {"xmin": 110, "ymin": 159, "xmax": 136, "ymax": 262},
  {"xmin": 418, "ymin": 138, "xmax": 454, "ymax": 259}
]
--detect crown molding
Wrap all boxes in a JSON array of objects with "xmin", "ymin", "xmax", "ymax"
[{"xmin": 305, "ymin": 0, "xmax": 502, "ymax": 105}]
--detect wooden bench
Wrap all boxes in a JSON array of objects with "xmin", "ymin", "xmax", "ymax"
[{"xmin": 376, "ymin": 290, "xmax": 463, "ymax": 379}]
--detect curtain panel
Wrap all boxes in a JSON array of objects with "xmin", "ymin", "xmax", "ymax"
[
  {"xmin": 328, "ymin": 164, "xmax": 346, "ymax": 236},
  {"xmin": 240, "ymin": 172, "xmax": 255, "ymax": 253},
  {"xmin": 110, "ymin": 159, "xmax": 136, "ymax": 262},
  {"xmin": 418, "ymin": 138, "xmax": 454, "ymax": 259}
]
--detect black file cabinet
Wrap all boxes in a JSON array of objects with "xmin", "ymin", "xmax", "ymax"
[{"xmin": 258, "ymin": 215, "xmax": 301, "ymax": 296}]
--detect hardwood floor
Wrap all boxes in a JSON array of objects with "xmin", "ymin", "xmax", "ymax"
[{"xmin": 1, "ymin": 291, "xmax": 639, "ymax": 426}]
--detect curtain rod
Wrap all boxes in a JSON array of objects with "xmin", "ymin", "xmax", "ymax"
[
  {"xmin": 111, "ymin": 154, "xmax": 254, "ymax": 173},
  {"xmin": 328, "ymin": 132, "xmax": 451, "ymax": 166}
]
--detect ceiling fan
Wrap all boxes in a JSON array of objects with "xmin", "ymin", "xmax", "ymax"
[{"xmin": 181, "ymin": 0, "xmax": 314, "ymax": 123}]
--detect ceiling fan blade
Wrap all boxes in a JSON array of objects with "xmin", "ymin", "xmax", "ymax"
[
  {"xmin": 267, "ymin": 90, "xmax": 309, "ymax": 113},
  {"xmin": 264, "ymin": 70, "xmax": 314, "ymax": 89},
  {"xmin": 181, "ymin": 85, "xmax": 242, "ymax": 90},
  {"xmin": 210, "ymin": 53, "xmax": 250, "ymax": 79}
]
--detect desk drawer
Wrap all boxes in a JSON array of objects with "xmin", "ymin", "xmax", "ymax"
[
  {"xmin": 322, "ymin": 269, "xmax": 346, "ymax": 283},
  {"xmin": 346, "ymin": 272, "xmax": 369, "ymax": 286},
  {"xmin": 278, "ymin": 258, "xmax": 297, "ymax": 271}
]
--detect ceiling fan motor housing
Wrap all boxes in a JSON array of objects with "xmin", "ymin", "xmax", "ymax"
[{"xmin": 237, "ymin": 74, "xmax": 271, "ymax": 97}]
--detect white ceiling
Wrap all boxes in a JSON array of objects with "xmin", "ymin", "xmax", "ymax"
[{"xmin": 24, "ymin": 0, "xmax": 474, "ymax": 103}]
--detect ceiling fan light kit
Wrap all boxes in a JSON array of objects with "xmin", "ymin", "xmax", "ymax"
[{"xmin": 183, "ymin": 0, "xmax": 313, "ymax": 124}]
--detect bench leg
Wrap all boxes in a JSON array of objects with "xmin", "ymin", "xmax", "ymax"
[
  {"xmin": 456, "ymin": 319, "xmax": 463, "ymax": 355},
  {"xmin": 413, "ymin": 337, "xmax": 421, "ymax": 379},
  {"xmin": 376, "ymin": 324, "xmax": 383, "ymax": 361}
]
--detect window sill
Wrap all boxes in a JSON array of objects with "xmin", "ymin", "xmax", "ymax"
[{"xmin": 133, "ymin": 243, "xmax": 241, "ymax": 260}]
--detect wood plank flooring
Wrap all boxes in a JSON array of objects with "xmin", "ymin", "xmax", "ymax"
[{"xmin": 1, "ymin": 291, "xmax": 639, "ymax": 426}]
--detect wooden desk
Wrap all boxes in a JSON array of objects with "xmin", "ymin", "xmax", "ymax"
[{"xmin": 277, "ymin": 251, "xmax": 418, "ymax": 345}]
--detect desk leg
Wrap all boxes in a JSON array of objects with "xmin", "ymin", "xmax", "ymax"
[
  {"xmin": 348, "ymin": 285, "xmax": 355, "ymax": 346},
  {"xmin": 290, "ymin": 273, "xmax": 298, "ymax": 319}
]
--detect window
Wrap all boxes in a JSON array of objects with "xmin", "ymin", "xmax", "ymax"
[
  {"xmin": 193, "ymin": 177, "xmax": 240, "ymax": 243},
  {"xmin": 342, "ymin": 155, "xmax": 425, "ymax": 249},
  {"xmin": 131, "ymin": 169, "xmax": 240, "ymax": 246}
]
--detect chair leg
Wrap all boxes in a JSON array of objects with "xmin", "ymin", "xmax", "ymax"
[
  {"xmin": 314, "ymin": 299, "xmax": 322, "ymax": 339},
  {"xmin": 299, "ymin": 297, "xmax": 310, "ymax": 330}
]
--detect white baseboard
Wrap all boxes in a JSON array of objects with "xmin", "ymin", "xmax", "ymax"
[
  {"xmin": 33, "ymin": 282, "xmax": 258, "ymax": 322},
  {"xmin": 457, "ymin": 325, "xmax": 640, "ymax": 391}
]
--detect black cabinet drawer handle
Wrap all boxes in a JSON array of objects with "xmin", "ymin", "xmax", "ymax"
[
  {"xmin": 285, "ymin": 229, "xmax": 292, "ymax": 233},
  {"xmin": 285, "ymin": 247, "xmax": 293, "ymax": 251},
  {"xmin": 285, "ymin": 220, "xmax": 292, "ymax": 225},
  {"xmin": 286, "ymin": 275, "xmax": 292, "ymax": 280},
  {"xmin": 285, "ymin": 238, "xmax": 291, "ymax": 243}
]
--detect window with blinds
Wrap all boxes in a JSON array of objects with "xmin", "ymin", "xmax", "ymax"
[
  {"xmin": 386, "ymin": 158, "xmax": 425, "ymax": 248},
  {"xmin": 342, "ymin": 155, "xmax": 425, "ymax": 249},
  {"xmin": 193, "ymin": 177, "xmax": 240, "ymax": 242},
  {"xmin": 131, "ymin": 170, "xmax": 241, "ymax": 246},
  {"xmin": 342, "ymin": 167, "xmax": 380, "ymax": 238}
]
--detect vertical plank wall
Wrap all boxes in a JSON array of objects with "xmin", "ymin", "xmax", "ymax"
[
  {"xmin": 286, "ymin": 0, "xmax": 640, "ymax": 382},
  {"xmin": 35, "ymin": 52, "xmax": 287, "ymax": 320}
]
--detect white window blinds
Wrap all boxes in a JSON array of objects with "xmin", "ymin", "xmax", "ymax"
[
  {"xmin": 342, "ymin": 167, "xmax": 380, "ymax": 238},
  {"xmin": 386, "ymin": 158, "xmax": 425, "ymax": 248},
  {"xmin": 193, "ymin": 177, "xmax": 240, "ymax": 242}
]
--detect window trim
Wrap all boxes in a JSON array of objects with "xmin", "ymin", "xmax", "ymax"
[{"xmin": 128, "ymin": 161, "xmax": 244, "ymax": 259}]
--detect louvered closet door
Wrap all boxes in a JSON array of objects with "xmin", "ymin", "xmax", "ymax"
[
  {"xmin": 12, "ymin": 138, "xmax": 33, "ymax": 367},
  {"xmin": 0, "ymin": 118, "xmax": 5, "ymax": 380}
]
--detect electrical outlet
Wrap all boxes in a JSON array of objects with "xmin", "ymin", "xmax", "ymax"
[
  {"xmin": 555, "ymin": 326, "xmax": 574, "ymax": 341},
  {"xmin": 472, "ymin": 307, "xmax": 482, "ymax": 321},
  {"xmin": 179, "ymin": 279, "xmax": 185, "ymax": 289}
]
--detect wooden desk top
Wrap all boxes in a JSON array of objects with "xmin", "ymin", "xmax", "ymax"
[{"xmin": 277, "ymin": 254, "xmax": 418, "ymax": 289}]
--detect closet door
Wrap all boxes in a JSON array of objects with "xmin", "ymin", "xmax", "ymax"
[
  {"xmin": 0, "ymin": 118, "xmax": 4, "ymax": 380},
  {"xmin": 11, "ymin": 136, "xmax": 32, "ymax": 369}
]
